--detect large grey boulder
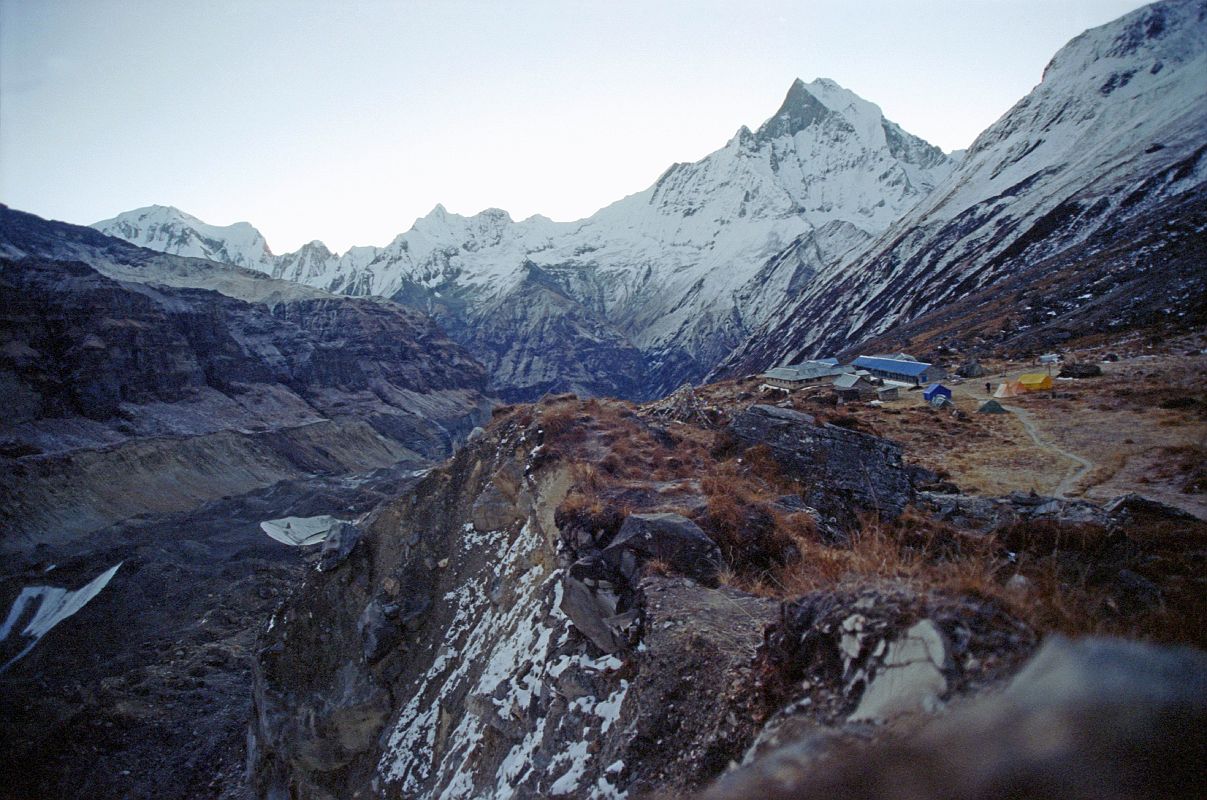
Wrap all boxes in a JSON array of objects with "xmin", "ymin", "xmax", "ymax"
[
  {"xmin": 318, "ymin": 521, "xmax": 362, "ymax": 572},
  {"xmin": 560, "ymin": 556, "xmax": 631, "ymax": 654},
  {"xmin": 602, "ymin": 512, "xmax": 723, "ymax": 584},
  {"xmin": 729, "ymin": 404, "xmax": 912, "ymax": 527},
  {"xmin": 702, "ymin": 635, "xmax": 1207, "ymax": 800}
]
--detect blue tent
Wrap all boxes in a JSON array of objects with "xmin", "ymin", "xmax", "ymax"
[{"xmin": 923, "ymin": 384, "xmax": 952, "ymax": 403}]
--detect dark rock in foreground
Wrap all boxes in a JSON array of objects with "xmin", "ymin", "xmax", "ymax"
[
  {"xmin": 603, "ymin": 512, "xmax": 722, "ymax": 585},
  {"xmin": 730, "ymin": 404, "xmax": 913, "ymax": 528},
  {"xmin": 702, "ymin": 636, "xmax": 1207, "ymax": 800}
]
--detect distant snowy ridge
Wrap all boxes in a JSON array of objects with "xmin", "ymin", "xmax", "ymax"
[
  {"xmin": 716, "ymin": 0, "xmax": 1207, "ymax": 374},
  {"xmin": 93, "ymin": 205, "xmax": 277, "ymax": 272},
  {"xmin": 94, "ymin": 78, "xmax": 956, "ymax": 399}
]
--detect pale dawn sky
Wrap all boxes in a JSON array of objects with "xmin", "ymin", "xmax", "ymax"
[{"xmin": 1, "ymin": 0, "xmax": 1148, "ymax": 254}]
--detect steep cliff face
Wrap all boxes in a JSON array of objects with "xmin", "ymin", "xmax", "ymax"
[
  {"xmin": 249, "ymin": 410, "xmax": 780, "ymax": 799},
  {"xmin": 718, "ymin": 0, "xmax": 1207, "ymax": 372}
]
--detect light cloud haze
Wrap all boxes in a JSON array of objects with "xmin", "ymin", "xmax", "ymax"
[{"xmin": 1, "ymin": 0, "xmax": 1148, "ymax": 254}]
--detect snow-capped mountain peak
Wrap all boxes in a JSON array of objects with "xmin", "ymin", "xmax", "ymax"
[
  {"xmin": 95, "ymin": 78, "xmax": 957, "ymax": 399},
  {"xmin": 717, "ymin": 0, "xmax": 1207, "ymax": 377},
  {"xmin": 93, "ymin": 205, "xmax": 278, "ymax": 272}
]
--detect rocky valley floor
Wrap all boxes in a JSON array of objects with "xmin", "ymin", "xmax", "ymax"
[{"xmin": 0, "ymin": 464, "xmax": 429, "ymax": 800}]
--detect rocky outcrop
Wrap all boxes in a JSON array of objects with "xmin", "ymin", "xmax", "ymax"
[
  {"xmin": 246, "ymin": 394, "xmax": 1207, "ymax": 800},
  {"xmin": 917, "ymin": 490, "xmax": 1113, "ymax": 531},
  {"xmin": 602, "ymin": 512, "xmax": 722, "ymax": 585},
  {"xmin": 248, "ymin": 416, "xmax": 783, "ymax": 799},
  {"xmin": 318, "ymin": 522, "xmax": 362, "ymax": 572},
  {"xmin": 558, "ymin": 512, "xmax": 724, "ymax": 655},
  {"xmin": 917, "ymin": 488, "xmax": 1199, "ymax": 534},
  {"xmin": 1059, "ymin": 361, "xmax": 1104, "ymax": 378},
  {"xmin": 702, "ymin": 635, "xmax": 1207, "ymax": 800},
  {"xmin": 729, "ymin": 404, "xmax": 913, "ymax": 528}
]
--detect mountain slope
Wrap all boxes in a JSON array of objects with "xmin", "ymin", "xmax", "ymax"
[
  {"xmin": 95, "ymin": 79, "xmax": 955, "ymax": 399},
  {"xmin": 0, "ymin": 207, "xmax": 492, "ymax": 800},
  {"xmin": 717, "ymin": 0, "xmax": 1207, "ymax": 373},
  {"xmin": 1, "ymin": 206, "xmax": 491, "ymax": 547},
  {"xmin": 92, "ymin": 205, "xmax": 277, "ymax": 272}
]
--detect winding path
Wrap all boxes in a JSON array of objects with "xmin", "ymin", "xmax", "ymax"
[{"xmin": 1002, "ymin": 403, "xmax": 1094, "ymax": 498}]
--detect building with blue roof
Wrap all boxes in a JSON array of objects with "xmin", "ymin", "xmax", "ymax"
[{"xmin": 851, "ymin": 356, "xmax": 935, "ymax": 385}]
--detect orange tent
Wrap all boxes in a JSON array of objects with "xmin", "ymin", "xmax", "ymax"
[
  {"xmin": 1018, "ymin": 373, "xmax": 1053, "ymax": 391},
  {"xmin": 994, "ymin": 381, "xmax": 1025, "ymax": 398}
]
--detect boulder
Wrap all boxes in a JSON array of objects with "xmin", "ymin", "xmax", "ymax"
[
  {"xmin": 956, "ymin": 362, "xmax": 986, "ymax": 378},
  {"xmin": 602, "ymin": 512, "xmax": 722, "ymax": 584},
  {"xmin": 471, "ymin": 484, "xmax": 521, "ymax": 532},
  {"xmin": 318, "ymin": 522, "xmax": 362, "ymax": 572},
  {"xmin": 998, "ymin": 634, "xmax": 1207, "ymax": 711},
  {"xmin": 559, "ymin": 556, "xmax": 630, "ymax": 654},
  {"xmin": 703, "ymin": 636, "xmax": 1207, "ymax": 800},
  {"xmin": 729, "ymin": 404, "xmax": 912, "ymax": 527},
  {"xmin": 1059, "ymin": 362, "xmax": 1103, "ymax": 378}
]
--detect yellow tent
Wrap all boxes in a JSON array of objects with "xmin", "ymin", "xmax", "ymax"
[{"xmin": 1018, "ymin": 373, "xmax": 1053, "ymax": 391}]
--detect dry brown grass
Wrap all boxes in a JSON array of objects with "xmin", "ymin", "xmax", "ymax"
[
  {"xmin": 720, "ymin": 507, "xmax": 1205, "ymax": 647},
  {"xmin": 492, "ymin": 359, "xmax": 1206, "ymax": 649}
]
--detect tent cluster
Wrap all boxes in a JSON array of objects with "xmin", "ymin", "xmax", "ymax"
[{"xmin": 994, "ymin": 373, "xmax": 1053, "ymax": 397}]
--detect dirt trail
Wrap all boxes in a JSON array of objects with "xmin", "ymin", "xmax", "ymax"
[{"xmin": 1002, "ymin": 404, "xmax": 1094, "ymax": 498}]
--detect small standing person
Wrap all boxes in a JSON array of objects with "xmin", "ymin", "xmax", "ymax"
[{"xmin": 985, "ymin": 381, "xmax": 991, "ymax": 395}]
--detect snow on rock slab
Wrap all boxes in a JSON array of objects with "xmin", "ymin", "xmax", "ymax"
[
  {"xmin": 259, "ymin": 515, "xmax": 341, "ymax": 546},
  {"xmin": 0, "ymin": 562, "xmax": 122, "ymax": 673},
  {"xmin": 847, "ymin": 619, "xmax": 951, "ymax": 722}
]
